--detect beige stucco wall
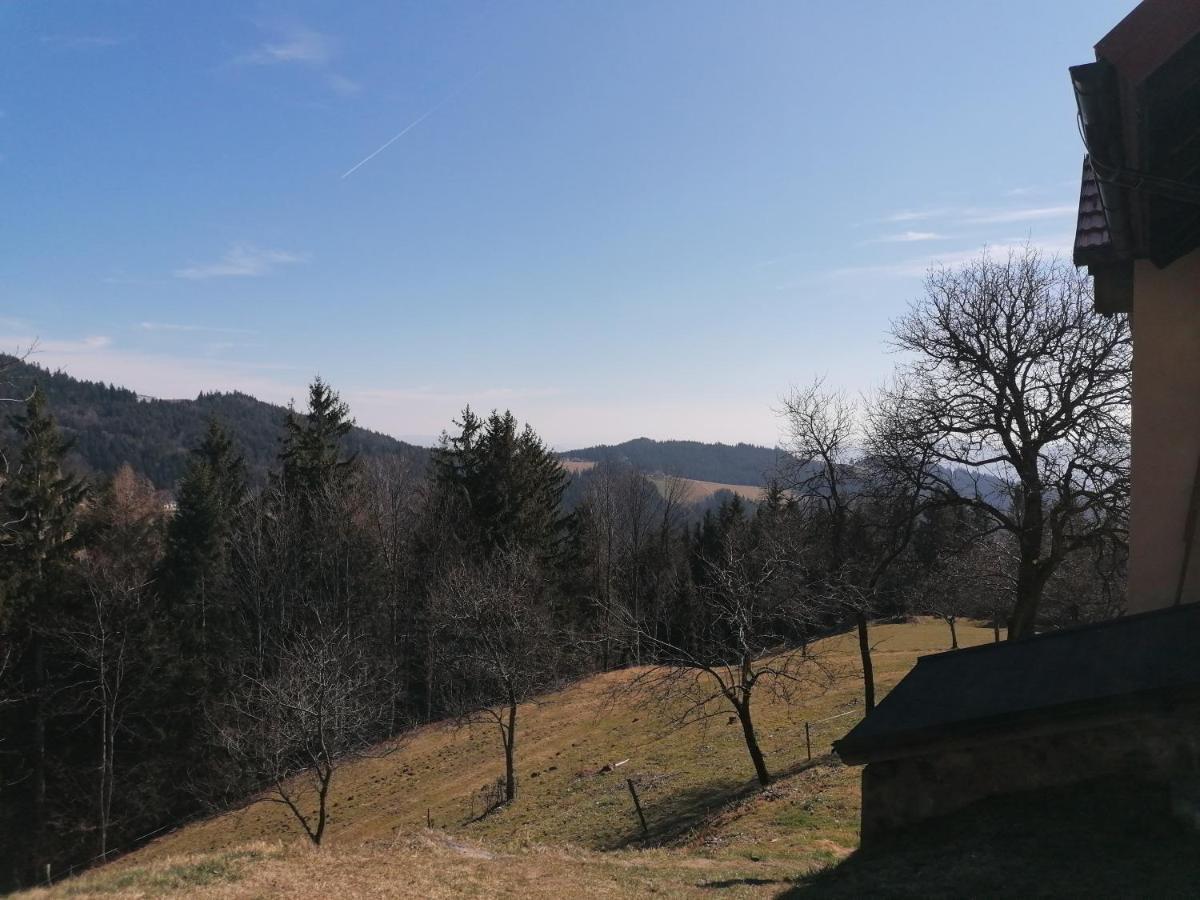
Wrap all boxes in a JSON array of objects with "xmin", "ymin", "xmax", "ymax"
[{"xmin": 1129, "ymin": 248, "xmax": 1200, "ymax": 612}]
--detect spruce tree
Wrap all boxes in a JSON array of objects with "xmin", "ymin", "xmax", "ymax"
[
  {"xmin": 278, "ymin": 377, "xmax": 356, "ymax": 496},
  {"xmin": 431, "ymin": 408, "xmax": 569, "ymax": 561},
  {"xmin": 0, "ymin": 388, "xmax": 87, "ymax": 877},
  {"xmin": 160, "ymin": 420, "xmax": 246, "ymax": 618}
]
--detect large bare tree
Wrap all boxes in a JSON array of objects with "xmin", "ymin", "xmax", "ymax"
[
  {"xmin": 887, "ymin": 247, "xmax": 1131, "ymax": 638},
  {"xmin": 624, "ymin": 525, "xmax": 826, "ymax": 787}
]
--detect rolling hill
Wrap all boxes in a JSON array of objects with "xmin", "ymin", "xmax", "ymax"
[
  {"xmin": 0, "ymin": 355, "xmax": 428, "ymax": 489},
  {"xmin": 0, "ymin": 358, "xmax": 781, "ymax": 504}
]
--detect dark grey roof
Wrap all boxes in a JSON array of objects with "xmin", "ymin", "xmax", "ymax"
[
  {"xmin": 835, "ymin": 603, "xmax": 1200, "ymax": 764},
  {"xmin": 1073, "ymin": 156, "xmax": 1113, "ymax": 266}
]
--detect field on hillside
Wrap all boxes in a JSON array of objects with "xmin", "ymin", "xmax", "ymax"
[
  {"xmin": 25, "ymin": 621, "xmax": 994, "ymax": 898},
  {"xmin": 647, "ymin": 474, "xmax": 766, "ymax": 504},
  {"xmin": 561, "ymin": 458, "xmax": 765, "ymax": 504}
]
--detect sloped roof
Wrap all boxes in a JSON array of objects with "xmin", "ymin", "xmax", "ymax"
[
  {"xmin": 835, "ymin": 603, "xmax": 1200, "ymax": 764},
  {"xmin": 1073, "ymin": 156, "xmax": 1113, "ymax": 266}
]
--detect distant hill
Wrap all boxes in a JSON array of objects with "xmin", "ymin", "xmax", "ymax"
[
  {"xmin": 561, "ymin": 438, "xmax": 781, "ymax": 487},
  {"xmin": 0, "ymin": 355, "xmax": 428, "ymax": 489}
]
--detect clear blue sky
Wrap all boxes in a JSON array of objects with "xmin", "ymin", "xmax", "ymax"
[{"xmin": 1, "ymin": 1, "xmax": 1133, "ymax": 448}]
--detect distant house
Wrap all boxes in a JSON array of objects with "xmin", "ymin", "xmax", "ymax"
[{"xmin": 835, "ymin": 0, "xmax": 1200, "ymax": 840}]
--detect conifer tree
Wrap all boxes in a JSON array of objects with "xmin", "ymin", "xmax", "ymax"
[
  {"xmin": 278, "ymin": 377, "xmax": 356, "ymax": 496},
  {"xmin": 0, "ymin": 388, "xmax": 87, "ymax": 876},
  {"xmin": 431, "ymin": 407, "xmax": 569, "ymax": 562},
  {"xmin": 160, "ymin": 420, "xmax": 247, "ymax": 625}
]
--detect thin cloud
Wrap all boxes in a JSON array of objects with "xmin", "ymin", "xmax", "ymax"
[
  {"xmin": 867, "ymin": 231, "xmax": 948, "ymax": 244},
  {"xmin": 825, "ymin": 239, "xmax": 1073, "ymax": 282},
  {"xmin": 41, "ymin": 34, "xmax": 131, "ymax": 50},
  {"xmin": 173, "ymin": 244, "xmax": 305, "ymax": 280},
  {"xmin": 139, "ymin": 322, "xmax": 257, "ymax": 335},
  {"xmin": 326, "ymin": 73, "xmax": 363, "ymax": 96},
  {"xmin": 879, "ymin": 209, "xmax": 948, "ymax": 224},
  {"xmin": 961, "ymin": 205, "xmax": 1077, "ymax": 225},
  {"xmin": 237, "ymin": 23, "xmax": 334, "ymax": 66},
  {"xmin": 232, "ymin": 21, "xmax": 361, "ymax": 97}
]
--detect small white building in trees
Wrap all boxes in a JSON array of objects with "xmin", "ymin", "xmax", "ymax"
[{"xmin": 836, "ymin": 0, "xmax": 1200, "ymax": 841}]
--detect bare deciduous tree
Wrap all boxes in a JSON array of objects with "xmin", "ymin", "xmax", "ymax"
[
  {"xmin": 429, "ymin": 551, "xmax": 560, "ymax": 804},
  {"xmin": 778, "ymin": 380, "xmax": 933, "ymax": 711},
  {"xmin": 61, "ymin": 572, "xmax": 145, "ymax": 860},
  {"xmin": 623, "ymin": 529, "xmax": 826, "ymax": 787},
  {"xmin": 887, "ymin": 247, "xmax": 1131, "ymax": 638},
  {"xmin": 217, "ymin": 627, "xmax": 391, "ymax": 845},
  {"xmin": 359, "ymin": 456, "xmax": 421, "ymax": 730}
]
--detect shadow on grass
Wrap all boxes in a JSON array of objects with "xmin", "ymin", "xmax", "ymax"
[
  {"xmin": 700, "ymin": 876, "xmax": 795, "ymax": 889},
  {"xmin": 778, "ymin": 777, "xmax": 1200, "ymax": 899},
  {"xmin": 606, "ymin": 756, "xmax": 834, "ymax": 851}
]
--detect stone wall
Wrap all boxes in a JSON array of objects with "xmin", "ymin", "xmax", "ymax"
[{"xmin": 859, "ymin": 703, "xmax": 1200, "ymax": 843}]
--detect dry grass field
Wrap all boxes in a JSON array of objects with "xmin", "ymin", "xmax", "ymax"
[
  {"xmin": 21, "ymin": 621, "xmax": 1007, "ymax": 898},
  {"xmin": 560, "ymin": 458, "xmax": 765, "ymax": 504}
]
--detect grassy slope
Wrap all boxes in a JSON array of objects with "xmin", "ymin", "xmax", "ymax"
[
  {"xmin": 33, "ymin": 621, "xmax": 1107, "ymax": 899},
  {"xmin": 561, "ymin": 459, "xmax": 765, "ymax": 504}
]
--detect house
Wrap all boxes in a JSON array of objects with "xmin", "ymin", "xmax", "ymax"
[{"xmin": 834, "ymin": 0, "xmax": 1200, "ymax": 840}]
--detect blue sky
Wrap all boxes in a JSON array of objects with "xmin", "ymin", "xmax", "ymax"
[{"xmin": 1, "ymin": 1, "xmax": 1133, "ymax": 448}]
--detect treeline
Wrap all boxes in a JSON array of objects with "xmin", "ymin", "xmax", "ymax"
[
  {"xmin": 0, "ymin": 356, "xmax": 427, "ymax": 489},
  {"xmin": 0, "ymin": 248, "xmax": 1131, "ymax": 888}
]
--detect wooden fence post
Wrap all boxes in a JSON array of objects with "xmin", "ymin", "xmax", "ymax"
[
  {"xmin": 805, "ymin": 722, "xmax": 812, "ymax": 761},
  {"xmin": 626, "ymin": 778, "xmax": 649, "ymax": 837}
]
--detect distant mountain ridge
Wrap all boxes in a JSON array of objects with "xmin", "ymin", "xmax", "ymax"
[
  {"xmin": 561, "ymin": 438, "xmax": 781, "ymax": 487},
  {"xmin": 0, "ymin": 355, "xmax": 428, "ymax": 489},
  {"xmin": 0, "ymin": 358, "xmax": 786, "ymax": 498}
]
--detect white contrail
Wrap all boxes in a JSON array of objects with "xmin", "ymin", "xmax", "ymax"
[{"xmin": 340, "ymin": 74, "xmax": 481, "ymax": 179}]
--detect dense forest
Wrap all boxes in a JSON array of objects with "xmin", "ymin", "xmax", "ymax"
[
  {"xmin": 0, "ymin": 355, "xmax": 428, "ymax": 489},
  {"xmin": 0, "ymin": 251, "xmax": 1132, "ymax": 891}
]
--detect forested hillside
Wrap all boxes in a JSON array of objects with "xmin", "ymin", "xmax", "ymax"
[
  {"xmin": 0, "ymin": 355, "xmax": 427, "ymax": 488},
  {"xmin": 563, "ymin": 438, "xmax": 781, "ymax": 486}
]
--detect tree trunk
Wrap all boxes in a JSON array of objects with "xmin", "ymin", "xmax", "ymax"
[
  {"xmin": 855, "ymin": 612, "xmax": 876, "ymax": 711},
  {"xmin": 948, "ymin": 617, "xmax": 959, "ymax": 650},
  {"xmin": 504, "ymin": 700, "xmax": 517, "ymax": 802},
  {"xmin": 1008, "ymin": 562, "xmax": 1046, "ymax": 639},
  {"xmin": 31, "ymin": 634, "xmax": 47, "ymax": 871},
  {"xmin": 1009, "ymin": 479, "xmax": 1046, "ymax": 640},
  {"xmin": 312, "ymin": 768, "xmax": 332, "ymax": 845},
  {"xmin": 735, "ymin": 699, "xmax": 771, "ymax": 787}
]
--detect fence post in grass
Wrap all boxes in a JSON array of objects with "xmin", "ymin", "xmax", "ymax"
[
  {"xmin": 427, "ymin": 808, "xmax": 432, "ymax": 829},
  {"xmin": 805, "ymin": 722, "xmax": 812, "ymax": 761},
  {"xmin": 626, "ymin": 778, "xmax": 649, "ymax": 837}
]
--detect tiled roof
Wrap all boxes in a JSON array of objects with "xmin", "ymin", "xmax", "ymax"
[
  {"xmin": 835, "ymin": 603, "xmax": 1200, "ymax": 763},
  {"xmin": 1073, "ymin": 156, "xmax": 1113, "ymax": 266}
]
